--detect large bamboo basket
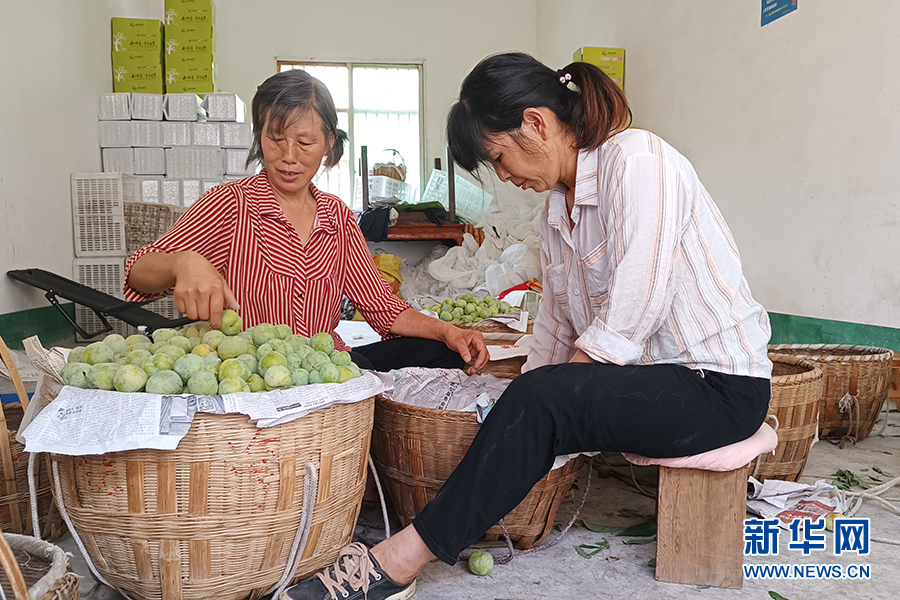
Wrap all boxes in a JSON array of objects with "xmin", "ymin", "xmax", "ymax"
[
  {"xmin": 52, "ymin": 399, "xmax": 374, "ymax": 600},
  {"xmin": 371, "ymin": 396, "xmax": 583, "ymax": 550},
  {"xmin": 0, "ymin": 531, "xmax": 79, "ymax": 600},
  {"xmin": 755, "ymin": 355, "xmax": 824, "ymax": 482},
  {"xmin": 768, "ymin": 344, "xmax": 893, "ymax": 441},
  {"xmin": 453, "ymin": 318, "xmax": 534, "ymax": 336},
  {"xmin": 0, "ymin": 336, "xmax": 63, "ymax": 539}
]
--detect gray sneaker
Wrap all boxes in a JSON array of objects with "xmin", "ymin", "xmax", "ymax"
[{"xmin": 279, "ymin": 542, "xmax": 416, "ymax": 600}]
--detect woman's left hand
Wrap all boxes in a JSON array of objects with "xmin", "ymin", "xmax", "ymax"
[{"xmin": 442, "ymin": 326, "xmax": 490, "ymax": 375}]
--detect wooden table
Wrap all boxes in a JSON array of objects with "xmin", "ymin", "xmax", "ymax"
[{"xmin": 375, "ymin": 223, "xmax": 484, "ymax": 246}]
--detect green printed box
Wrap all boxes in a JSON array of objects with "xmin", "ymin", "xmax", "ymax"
[
  {"xmin": 113, "ymin": 60, "xmax": 164, "ymax": 94},
  {"xmin": 111, "ymin": 18, "xmax": 162, "ymax": 52},
  {"xmin": 165, "ymin": 80, "xmax": 216, "ymax": 94},
  {"xmin": 164, "ymin": 22, "xmax": 216, "ymax": 55},
  {"xmin": 165, "ymin": 53, "xmax": 216, "ymax": 90},
  {"xmin": 573, "ymin": 47, "xmax": 625, "ymax": 90},
  {"xmin": 164, "ymin": 0, "xmax": 216, "ymax": 25},
  {"xmin": 112, "ymin": 50, "xmax": 163, "ymax": 70}
]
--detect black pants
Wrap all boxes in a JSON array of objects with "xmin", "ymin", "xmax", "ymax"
[
  {"xmin": 350, "ymin": 337, "xmax": 465, "ymax": 372},
  {"xmin": 412, "ymin": 362, "xmax": 771, "ymax": 565}
]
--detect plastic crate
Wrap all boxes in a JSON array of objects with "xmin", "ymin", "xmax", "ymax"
[
  {"xmin": 73, "ymin": 257, "xmax": 129, "ymax": 341},
  {"xmin": 71, "ymin": 173, "xmax": 133, "ymax": 257},
  {"xmin": 420, "ymin": 169, "xmax": 492, "ymax": 224},
  {"xmin": 354, "ymin": 174, "xmax": 417, "ymax": 206},
  {"xmin": 123, "ymin": 202, "xmax": 180, "ymax": 254}
]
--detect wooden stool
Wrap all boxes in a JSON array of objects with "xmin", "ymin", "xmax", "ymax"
[
  {"xmin": 889, "ymin": 351, "xmax": 900, "ymax": 411},
  {"xmin": 624, "ymin": 422, "xmax": 778, "ymax": 589}
]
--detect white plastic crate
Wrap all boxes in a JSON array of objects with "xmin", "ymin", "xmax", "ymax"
[
  {"xmin": 420, "ymin": 169, "xmax": 493, "ymax": 224},
  {"xmin": 191, "ymin": 122, "xmax": 221, "ymax": 146},
  {"xmin": 102, "ymin": 148, "xmax": 135, "ymax": 174},
  {"xmin": 181, "ymin": 179, "xmax": 202, "ymax": 207},
  {"xmin": 133, "ymin": 147, "xmax": 166, "ymax": 175},
  {"xmin": 164, "ymin": 93, "xmax": 205, "ymax": 121},
  {"xmin": 221, "ymin": 122, "xmax": 252, "ymax": 148},
  {"xmin": 161, "ymin": 179, "xmax": 182, "ymax": 205},
  {"xmin": 162, "ymin": 122, "xmax": 192, "ymax": 146},
  {"xmin": 71, "ymin": 173, "xmax": 128, "ymax": 257},
  {"xmin": 203, "ymin": 93, "xmax": 246, "ymax": 122},
  {"xmin": 354, "ymin": 174, "xmax": 418, "ymax": 206},
  {"xmin": 122, "ymin": 173, "xmax": 141, "ymax": 203},
  {"xmin": 98, "ymin": 121, "xmax": 133, "ymax": 148},
  {"xmin": 130, "ymin": 93, "xmax": 164, "ymax": 120},
  {"xmin": 98, "ymin": 93, "xmax": 131, "ymax": 120},
  {"xmin": 73, "ymin": 257, "xmax": 129, "ymax": 341},
  {"xmin": 139, "ymin": 177, "xmax": 162, "ymax": 203},
  {"xmin": 131, "ymin": 122, "xmax": 164, "ymax": 147},
  {"xmin": 166, "ymin": 147, "xmax": 223, "ymax": 179}
]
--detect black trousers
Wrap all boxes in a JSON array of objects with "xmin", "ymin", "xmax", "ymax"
[
  {"xmin": 412, "ymin": 362, "xmax": 771, "ymax": 565},
  {"xmin": 350, "ymin": 337, "xmax": 465, "ymax": 372}
]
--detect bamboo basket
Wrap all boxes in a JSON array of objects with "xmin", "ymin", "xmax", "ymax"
[
  {"xmin": 768, "ymin": 344, "xmax": 893, "ymax": 441},
  {"xmin": 371, "ymin": 396, "xmax": 584, "ymax": 550},
  {"xmin": 0, "ymin": 336, "xmax": 63, "ymax": 540},
  {"xmin": 755, "ymin": 355, "xmax": 824, "ymax": 482},
  {"xmin": 453, "ymin": 318, "xmax": 534, "ymax": 336},
  {"xmin": 0, "ymin": 531, "xmax": 79, "ymax": 600},
  {"xmin": 52, "ymin": 398, "xmax": 375, "ymax": 600}
]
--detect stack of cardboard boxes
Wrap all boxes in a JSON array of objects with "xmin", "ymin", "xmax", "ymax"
[
  {"xmin": 163, "ymin": 0, "xmax": 217, "ymax": 94},
  {"xmin": 573, "ymin": 47, "xmax": 625, "ymax": 91},
  {"xmin": 112, "ymin": 18, "xmax": 165, "ymax": 94}
]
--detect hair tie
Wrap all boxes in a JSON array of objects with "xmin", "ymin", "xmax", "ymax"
[{"xmin": 556, "ymin": 70, "xmax": 581, "ymax": 93}]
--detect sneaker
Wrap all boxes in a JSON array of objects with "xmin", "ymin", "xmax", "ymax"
[{"xmin": 279, "ymin": 542, "xmax": 416, "ymax": 600}]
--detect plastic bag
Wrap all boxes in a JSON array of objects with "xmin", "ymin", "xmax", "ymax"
[
  {"xmin": 372, "ymin": 253, "xmax": 404, "ymax": 299},
  {"xmin": 484, "ymin": 243, "xmax": 541, "ymax": 297}
]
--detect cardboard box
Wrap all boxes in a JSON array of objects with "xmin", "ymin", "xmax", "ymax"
[
  {"xmin": 164, "ymin": 0, "xmax": 216, "ymax": 25},
  {"xmin": 165, "ymin": 53, "xmax": 216, "ymax": 93},
  {"xmin": 112, "ymin": 52, "xmax": 164, "ymax": 94},
  {"xmin": 164, "ymin": 22, "xmax": 215, "ymax": 55},
  {"xmin": 111, "ymin": 18, "xmax": 162, "ymax": 52},
  {"xmin": 572, "ymin": 46, "xmax": 625, "ymax": 90}
]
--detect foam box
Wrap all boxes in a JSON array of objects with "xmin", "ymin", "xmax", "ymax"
[
  {"xmin": 134, "ymin": 147, "xmax": 166, "ymax": 175},
  {"xmin": 139, "ymin": 177, "xmax": 162, "ymax": 203},
  {"xmin": 98, "ymin": 93, "xmax": 131, "ymax": 120},
  {"xmin": 99, "ymin": 121, "xmax": 133, "ymax": 148},
  {"xmin": 102, "ymin": 148, "xmax": 135, "ymax": 173},
  {"xmin": 161, "ymin": 179, "xmax": 182, "ymax": 205},
  {"xmin": 164, "ymin": 93, "xmax": 205, "ymax": 121},
  {"xmin": 132, "ymin": 122, "xmax": 164, "ymax": 147},
  {"xmin": 165, "ymin": 147, "xmax": 223, "ymax": 179},
  {"xmin": 221, "ymin": 122, "xmax": 252, "ymax": 148},
  {"xmin": 201, "ymin": 179, "xmax": 221, "ymax": 194},
  {"xmin": 162, "ymin": 122, "xmax": 192, "ymax": 146},
  {"xmin": 203, "ymin": 92, "xmax": 245, "ymax": 122},
  {"xmin": 191, "ymin": 122, "xmax": 221, "ymax": 146},
  {"xmin": 130, "ymin": 93, "xmax": 164, "ymax": 120},
  {"xmin": 181, "ymin": 179, "xmax": 202, "ymax": 207},
  {"xmin": 224, "ymin": 148, "xmax": 256, "ymax": 175}
]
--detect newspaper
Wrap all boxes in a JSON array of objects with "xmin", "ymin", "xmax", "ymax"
[
  {"xmin": 21, "ymin": 371, "xmax": 392, "ymax": 456},
  {"xmin": 487, "ymin": 335, "xmax": 532, "ymax": 361},
  {"xmin": 747, "ymin": 476, "xmax": 850, "ymax": 528}
]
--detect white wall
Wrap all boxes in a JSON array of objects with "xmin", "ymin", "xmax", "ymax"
[
  {"xmin": 0, "ymin": 0, "xmax": 537, "ymax": 314},
  {"xmin": 537, "ymin": 0, "xmax": 900, "ymax": 329}
]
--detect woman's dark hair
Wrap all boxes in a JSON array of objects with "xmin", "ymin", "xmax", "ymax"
[
  {"xmin": 248, "ymin": 69, "xmax": 348, "ymax": 168},
  {"xmin": 447, "ymin": 52, "xmax": 632, "ymax": 173}
]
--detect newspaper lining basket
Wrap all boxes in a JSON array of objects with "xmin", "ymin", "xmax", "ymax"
[
  {"xmin": 52, "ymin": 398, "xmax": 374, "ymax": 600},
  {"xmin": 755, "ymin": 355, "xmax": 824, "ymax": 482},
  {"xmin": 0, "ymin": 532, "xmax": 79, "ymax": 600},
  {"xmin": 0, "ymin": 336, "xmax": 63, "ymax": 540},
  {"xmin": 768, "ymin": 344, "xmax": 893, "ymax": 441},
  {"xmin": 371, "ymin": 396, "xmax": 584, "ymax": 550}
]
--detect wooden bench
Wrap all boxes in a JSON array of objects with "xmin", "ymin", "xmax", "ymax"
[{"xmin": 625, "ymin": 423, "xmax": 778, "ymax": 589}]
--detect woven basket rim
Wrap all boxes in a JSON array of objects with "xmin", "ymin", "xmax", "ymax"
[
  {"xmin": 768, "ymin": 343, "xmax": 894, "ymax": 362},
  {"xmin": 768, "ymin": 354, "xmax": 824, "ymax": 384},
  {"xmin": 375, "ymin": 394, "xmax": 478, "ymax": 423}
]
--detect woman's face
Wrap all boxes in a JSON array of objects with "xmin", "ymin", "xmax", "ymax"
[
  {"xmin": 483, "ymin": 113, "xmax": 568, "ymax": 193},
  {"xmin": 261, "ymin": 109, "xmax": 333, "ymax": 198}
]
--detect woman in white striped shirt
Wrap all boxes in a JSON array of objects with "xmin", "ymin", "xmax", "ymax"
[{"xmin": 282, "ymin": 53, "xmax": 772, "ymax": 600}]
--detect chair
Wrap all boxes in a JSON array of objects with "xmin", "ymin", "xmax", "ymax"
[{"xmin": 7, "ymin": 268, "xmax": 192, "ymax": 338}]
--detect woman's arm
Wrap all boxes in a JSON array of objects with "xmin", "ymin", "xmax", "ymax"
[{"xmin": 388, "ymin": 308, "xmax": 489, "ymax": 374}]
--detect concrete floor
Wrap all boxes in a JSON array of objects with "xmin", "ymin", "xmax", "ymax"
[{"xmin": 62, "ymin": 406, "xmax": 900, "ymax": 600}]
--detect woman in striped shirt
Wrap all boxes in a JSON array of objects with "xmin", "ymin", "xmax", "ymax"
[
  {"xmin": 282, "ymin": 54, "xmax": 773, "ymax": 600},
  {"xmin": 125, "ymin": 70, "xmax": 488, "ymax": 374}
]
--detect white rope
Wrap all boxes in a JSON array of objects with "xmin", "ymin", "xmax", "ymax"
[
  {"xmin": 26, "ymin": 454, "xmax": 41, "ymax": 541},
  {"xmin": 844, "ymin": 474, "xmax": 900, "ymax": 546},
  {"xmin": 837, "ymin": 392, "xmax": 860, "ymax": 448},
  {"xmin": 874, "ymin": 396, "xmax": 891, "ymax": 437},
  {"xmin": 368, "ymin": 455, "xmax": 391, "ymax": 539},
  {"xmin": 268, "ymin": 462, "xmax": 319, "ymax": 599}
]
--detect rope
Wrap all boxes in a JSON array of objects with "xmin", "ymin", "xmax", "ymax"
[
  {"xmin": 461, "ymin": 461, "xmax": 593, "ymax": 566},
  {"xmin": 874, "ymin": 396, "xmax": 891, "ymax": 437},
  {"xmin": 368, "ymin": 455, "xmax": 391, "ymax": 539},
  {"xmin": 837, "ymin": 393, "xmax": 860, "ymax": 448},
  {"xmin": 844, "ymin": 474, "xmax": 900, "ymax": 546},
  {"xmin": 268, "ymin": 462, "xmax": 319, "ymax": 599},
  {"xmin": 26, "ymin": 454, "xmax": 41, "ymax": 542},
  {"xmin": 598, "ymin": 454, "xmax": 655, "ymax": 498}
]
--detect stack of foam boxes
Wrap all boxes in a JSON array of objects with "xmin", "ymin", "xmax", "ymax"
[
  {"xmin": 112, "ymin": 18, "xmax": 164, "ymax": 94},
  {"xmin": 164, "ymin": 0, "xmax": 216, "ymax": 95}
]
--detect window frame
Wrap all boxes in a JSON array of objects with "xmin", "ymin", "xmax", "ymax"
[{"xmin": 276, "ymin": 59, "xmax": 426, "ymax": 209}]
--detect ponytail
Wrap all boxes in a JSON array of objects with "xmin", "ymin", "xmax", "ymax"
[
  {"xmin": 325, "ymin": 128, "xmax": 348, "ymax": 168},
  {"xmin": 562, "ymin": 61, "xmax": 632, "ymax": 152}
]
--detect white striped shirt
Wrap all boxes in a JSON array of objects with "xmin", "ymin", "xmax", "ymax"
[{"xmin": 523, "ymin": 129, "xmax": 772, "ymax": 378}]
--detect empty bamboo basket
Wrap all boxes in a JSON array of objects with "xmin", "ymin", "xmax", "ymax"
[
  {"xmin": 52, "ymin": 399, "xmax": 374, "ymax": 600},
  {"xmin": 0, "ymin": 531, "xmax": 79, "ymax": 600},
  {"xmin": 768, "ymin": 344, "xmax": 893, "ymax": 441},
  {"xmin": 755, "ymin": 355, "xmax": 824, "ymax": 482},
  {"xmin": 371, "ymin": 396, "xmax": 583, "ymax": 550}
]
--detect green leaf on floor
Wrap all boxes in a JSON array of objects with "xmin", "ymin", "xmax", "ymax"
[
  {"xmin": 768, "ymin": 592, "xmax": 790, "ymax": 600},
  {"xmin": 581, "ymin": 521, "xmax": 622, "ymax": 533},
  {"xmin": 873, "ymin": 466, "xmax": 888, "ymax": 476},
  {"xmin": 624, "ymin": 537, "xmax": 656, "ymax": 545},
  {"xmin": 616, "ymin": 520, "xmax": 658, "ymax": 537},
  {"xmin": 575, "ymin": 539, "xmax": 610, "ymax": 559},
  {"xmin": 833, "ymin": 469, "xmax": 871, "ymax": 490},
  {"xmin": 647, "ymin": 558, "xmax": 656, "ymax": 568}
]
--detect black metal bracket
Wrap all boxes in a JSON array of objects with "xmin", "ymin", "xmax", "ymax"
[{"xmin": 45, "ymin": 290, "xmax": 112, "ymax": 340}]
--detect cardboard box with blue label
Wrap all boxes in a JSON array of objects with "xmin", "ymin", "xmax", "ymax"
[
  {"xmin": 164, "ymin": 0, "xmax": 216, "ymax": 25},
  {"xmin": 111, "ymin": 18, "xmax": 162, "ymax": 52},
  {"xmin": 573, "ymin": 46, "xmax": 625, "ymax": 90}
]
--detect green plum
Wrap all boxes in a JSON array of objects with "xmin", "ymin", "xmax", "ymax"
[
  {"xmin": 217, "ymin": 336, "xmax": 249, "ymax": 360},
  {"xmin": 60, "ymin": 362, "xmax": 91, "ymax": 388},
  {"xmin": 174, "ymin": 354, "xmax": 203, "ymax": 384},
  {"xmin": 218, "ymin": 377, "xmax": 247, "ymax": 395},
  {"xmin": 236, "ymin": 353, "xmax": 258, "ymax": 375},
  {"xmin": 264, "ymin": 365, "xmax": 291, "ymax": 390},
  {"xmin": 201, "ymin": 330, "xmax": 226, "ymax": 349},
  {"xmin": 67, "ymin": 347, "xmax": 86, "ymax": 364},
  {"xmin": 114, "ymin": 364, "xmax": 148, "ymax": 392},
  {"xmin": 218, "ymin": 310, "xmax": 243, "ymax": 335},
  {"xmin": 318, "ymin": 362, "xmax": 340, "ymax": 384},
  {"xmin": 187, "ymin": 371, "xmax": 218, "ymax": 395},
  {"xmin": 291, "ymin": 368, "xmax": 309, "ymax": 386},
  {"xmin": 103, "ymin": 334, "xmax": 129, "ymax": 355},
  {"xmin": 166, "ymin": 335, "xmax": 192, "ymax": 353},
  {"xmin": 151, "ymin": 328, "xmax": 178, "ymax": 344},
  {"xmin": 252, "ymin": 323, "xmax": 278, "ymax": 347},
  {"xmin": 309, "ymin": 332, "xmax": 334, "ymax": 355},
  {"xmin": 247, "ymin": 373, "xmax": 266, "ymax": 392},
  {"xmin": 87, "ymin": 363, "xmax": 118, "ymax": 390},
  {"xmin": 275, "ymin": 324, "xmax": 293, "ymax": 340},
  {"xmin": 259, "ymin": 351, "xmax": 287, "ymax": 376},
  {"xmin": 219, "ymin": 358, "xmax": 251, "ymax": 382},
  {"xmin": 330, "ymin": 351, "xmax": 351, "ymax": 366},
  {"xmin": 126, "ymin": 334, "xmax": 151, "ymax": 347},
  {"xmin": 156, "ymin": 344, "xmax": 186, "ymax": 360},
  {"xmin": 145, "ymin": 370, "xmax": 184, "ymax": 394}
]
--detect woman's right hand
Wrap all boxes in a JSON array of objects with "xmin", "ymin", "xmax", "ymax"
[{"xmin": 172, "ymin": 251, "xmax": 240, "ymax": 329}]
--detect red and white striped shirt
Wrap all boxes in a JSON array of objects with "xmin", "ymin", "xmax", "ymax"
[
  {"xmin": 124, "ymin": 173, "xmax": 409, "ymax": 351},
  {"xmin": 523, "ymin": 130, "xmax": 772, "ymax": 378}
]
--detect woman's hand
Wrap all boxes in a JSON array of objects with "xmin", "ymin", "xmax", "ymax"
[
  {"xmin": 171, "ymin": 252, "xmax": 240, "ymax": 329},
  {"xmin": 569, "ymin": 349, "xmax": 594, "ymax": 363},
  {"xmin": 441, "ymin": 326, "xmax": 490, "ymax": 375}
]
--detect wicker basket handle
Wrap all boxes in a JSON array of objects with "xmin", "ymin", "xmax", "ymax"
[
  {"xmin": 0, "ymin": 335, "xmax": 30, "ymax": 413},
  {"xmin": 0, "ymin": 526, "xmax": 30, "ymax": 600},
  {"xmin": 0, "ymin": 335, "xmax": 26, "ymax": 534}
]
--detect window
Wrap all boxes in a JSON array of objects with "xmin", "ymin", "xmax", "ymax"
[{"xmin": 278, "ymin": 61, "xmax": 423, "ymax": 211}]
